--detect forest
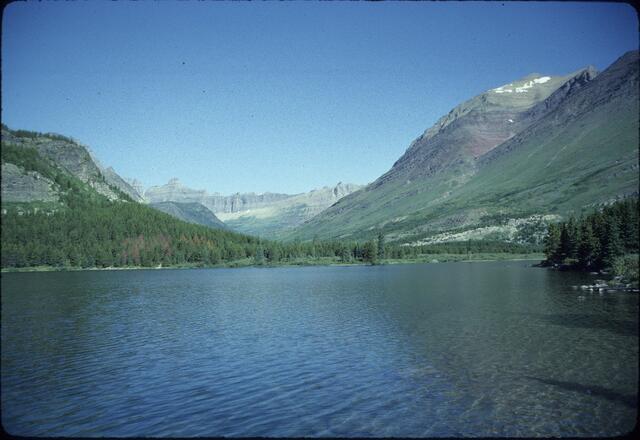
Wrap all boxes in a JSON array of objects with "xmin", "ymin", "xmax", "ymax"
[
  {"xmin": 1, "ymin": 200, "xmax": 541, "ymax": 270},
  {"xmin": 1, "ymin": 139, "xmax": 543, "ymax": 270},
  {"xmin": 542, "ymin": 198, "xmax": 638, "ymax": 278}
]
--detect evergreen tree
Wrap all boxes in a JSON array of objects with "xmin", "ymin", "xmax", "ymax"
[
  {"xmin": 577, "ymin": 221, "xmax": 599, "ymax": 269},
  {"xmin": 377, "ymin": 232, "xmax": 385, "ymax": 260},
  {"xmin": 601, "ymin": 220, "xmax": 624, "ymax": 269},
  {"xmin": 559, "ymin": 216, "xmax": 578, "ymax": 262},
  {"xmin": 362, "ymin": 240, "xmax": 378, "ymax": 265},
  {"xmin": 544, "ymin": 223, "xmax": 562, "ymax": 264},
  {"xmin": 619, "ymin": 199, "xmax": 639, "ymax": 252},
  {"xmin": 254, "ymin": 245, "xmax": 265, "ymax": 265},
  {"xmin": 339, "ymin": 244, "xmax": 352, "ymax": 263},
  {"xmin": 265, "ymin": 244, "xmax": 281, "ymax": 263}
]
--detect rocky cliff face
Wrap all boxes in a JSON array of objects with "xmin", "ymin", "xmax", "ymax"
[
  {"xmin": 481, "ymin": 54, "xmax": 634, "ymax": 167},
  {"xmin": 1, "ymin": 127, "xmax": 127, "ymax": 201},
  {"xmin": 100, "ymin": 167, "xmax": 145, "ymax": 202},
  {"xmin": 144, "ymin": 179, "xmax": 362, "ymax": 237},
  {"xmin": 125, "ymin": 178, "xmax": 146, "ymax": 198},
  {"xmin": 380, "ymin": 68, "xmax": 595, "ymax": 186},
  {"xmin": 144, "ymin": 178, "xmax": 292, "ymax": 213},
  {"xmin": 1, "ymin": 163, "xmax": 59, "ymax": 203}
]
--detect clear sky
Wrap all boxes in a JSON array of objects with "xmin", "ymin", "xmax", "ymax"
[{"xmin": 2, "ymin": 1, "xmax": 637, "ymax": 195}]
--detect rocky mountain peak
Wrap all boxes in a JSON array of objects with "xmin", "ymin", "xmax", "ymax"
[
  {"xmin": 417, "ymin": 71, "xmax": 578, "ymax": 147},
  {"xmin": 490, "ymin": 73, "xmax": 552, "ymax": 94},
  {"xmin": 125, "ymin": 178, "xmax": 145, "ymax": 195}
]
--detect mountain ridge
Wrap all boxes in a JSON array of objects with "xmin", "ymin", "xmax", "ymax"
[
  {"xmin": 149, "ymin": 201, "xmax": 229, "ymax": 231},
  {"xmin": 0, "ymin": 126, "xmax": 134, "ymax": 203},
  {"xmin": 288, "ymin": 51, "xmax": 638, "ymax": 243},
  {"xmin": 145, "ymin": 178, "xmax": 363, "ymax": 237}
]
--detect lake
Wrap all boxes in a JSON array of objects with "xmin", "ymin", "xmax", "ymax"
[{"xmin": 1, "ymin": 261, "xmax": 637, "ymax": 437}]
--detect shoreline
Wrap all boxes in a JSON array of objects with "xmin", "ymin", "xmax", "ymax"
[{"xmin": 1, "ymin": 253, "xmax": 545, "ymax": 273}]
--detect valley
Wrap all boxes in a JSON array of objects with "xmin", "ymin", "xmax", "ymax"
[
  {"xmin": 1, "ymin": 51, "xmax": 638, "ymax": 271},
  {"xmin": 2, "ymin": 4, "xmax": 638, "ymax": 438}
]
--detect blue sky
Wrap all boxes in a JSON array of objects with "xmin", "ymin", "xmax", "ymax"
[{"xmin": 2, "ymin": 1, "xmax": 637, "ymax": 195}]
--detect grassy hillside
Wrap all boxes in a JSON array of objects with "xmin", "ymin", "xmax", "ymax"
[{"xmin": 288, "ymin": 51, "xmax": 638, "ymax": 244}]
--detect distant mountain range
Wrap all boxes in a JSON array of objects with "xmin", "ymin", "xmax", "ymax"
[
  {"xmin": 289, "ymin": 50, "xmax": 639, "ymax": 244},
  {"xmin": 148, "ymin": 201, "xmax": 229, "ymax": 230},
  {"xmin": 143, "ymin": 179, "xmax": 362, "ymax": 237},
  {"xmin": 0, "ymin": 127, "xmax": 361, "ymax": 235},
  {"xmin": 2, "ymin": 51, "xmax": 637, "ymax": 245}
]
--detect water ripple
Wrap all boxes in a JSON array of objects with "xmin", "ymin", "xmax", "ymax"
[{"xmin": 2, "ymin": 263, "xmax": 637, "ymax": 437}]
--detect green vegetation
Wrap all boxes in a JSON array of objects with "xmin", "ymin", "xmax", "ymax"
[
  {"xmin": 2, "ymin": 195, "xmax": 542, "ymax": 270},
  {"xmin": 2, "ymin": 142, "xmax": 58, "ymax": 177},
  {"xmin": 287, "ymin": 54, "xmax": 639, "ymax": 244},
  {"xmin": 542, "ymin": 198, "xmax": 639, "ymax": 281},
  {"xmin": 1, "ymin": 193, "xmax": 540, "ymax": 270},
  {"xmin": 1, "ymin": 123, "xmax": 75, "ymax": 143},
  {"xmin": 1, "ymin": 142, "xmax": 134, "ymax": 205},
  {"xmin": 1, "ymin": 201, "xmax": 258, "ymax": 268},
  {"xmin": 0, "ymin": 135, "xmax": 548, "ymax": 271}
]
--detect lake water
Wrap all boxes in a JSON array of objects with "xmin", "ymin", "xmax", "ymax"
[{"xmin": 1, "ymin": 261, "xmax": 637, "ymax": 437}]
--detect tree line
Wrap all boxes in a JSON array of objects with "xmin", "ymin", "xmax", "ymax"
[
  {"xmin": 2, "ymin": 200, "xmax": 543, "ymax": 270},
  {"xmin": 2, "ymin": 139, "xmax": 542, "ymax": 269},
  {"xmin": 1, "ymin": 123, "xmax": 75, "ymax": 144},
  {"xmin": 0, "ymin": 186, "xmax": 544, "ymax": 270},
  {"xmin": 542, "ymin": 198, "xmax": 638, "ymax": 272}
]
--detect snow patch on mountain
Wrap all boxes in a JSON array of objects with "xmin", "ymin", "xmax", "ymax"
[{"xmin": 493, "ymin": 76, "xmax": 552, "ymax": 94}]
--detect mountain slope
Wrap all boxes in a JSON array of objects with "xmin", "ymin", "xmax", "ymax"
[
  {"xmin": 1, "ymin": 125, "xmax": 132, "ymax": 202},
  {"xmin": 101, "ymin": 166, "xmax": 145, "ymax": 202},
  {"xmin": 217, "ymin": 182, "xmax": 362, "ymax": 238},
  {"xmin": 1, "ymin": 162, "xmax": 59, "ymax": 203},
  {"xmin": 145, "ymin": 179, "xmax": 362, "ymax": 238},
  {"xmin": 149, "ymin": 201, "xmax": 229, "ymax": 230},
  {"xmin": 290, "ymin": 51, "xmax": 638, "ymax": 243},
  {"xmin": 1, "ymin": 132, "xmax": 262, "ymax": 268}
]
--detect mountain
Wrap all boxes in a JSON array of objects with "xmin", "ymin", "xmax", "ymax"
[
  {"xmin": 125, "ymin": 177, "xmax": 146, "ymax": 198},
  {"xmin": 217, "ymin": 182, "xmax": 363, "ymax": 238},
  {"xmin": 2, "ymin": 124, "xmax": 136, "ymax": 202},
  {"xmin": 290, "ymin": 51, "xmax": 638, "ymax": 244},
  {"xmin": 149, "ymin": 201, "xmax": 229, "ymax": 230},
  {"xmin": 144, "ymin": 178, "xmax": 292, "ymax": 212},
  {"xmin": 100, "ymin": 166, "xmax": 145, "ymax": 202},
  {"xmin": 145, "ymin": 179, "xmax": 362, "ymax": 238},
  {"xmin": 1, "ymin": 161, "xmax": 60, "ymax": 204},
  {"xmin": 1, "ymin": 127, "xmax": 264, "ymax": 269},
  {"xmin": 1, "ymin": 125, "xmax": 145, "ymax": 203},
  {"xmin": 1, "ymin": 126, "xmax": 130, "ymax": 202},
  {"xmin": 0, "ymin": 125, "xmax": 361, "ymax": 238}
]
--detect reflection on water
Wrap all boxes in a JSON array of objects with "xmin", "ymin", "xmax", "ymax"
[
  {"xmin": 1, "ymin": 261, "xmax": 637, "ymax": 437},
  {"xmin": 534, "ymin": 312, "xmax": 638, "ymax": 336},
  {"xmin": 523, "ymin": 376, "xmax": 637, "ymax": 409}
]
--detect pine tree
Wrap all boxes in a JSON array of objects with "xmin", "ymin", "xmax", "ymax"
[
  {"xmin": 544, "ymin": 223, "xmax": 562, "ymax": 264},
  {"xmin": 577, "ymin": 221, "xmax": 599, "ymax": 269},
  {"xmin": 341, "ymin": 246, "xmax": 352, "ymax": 263},
  {"xmin": 601, "ymin": 219, "xmax": 623, "ymax": 269},
  {"xmin": 377, "ymin": 232, "xmax": 385, "ymax": 260},
  {"xmin": 559, "ymin": 217, "xmax": 578, "ymax": 262},
  {"xmin": 254, "ymin": 245, "xmax": 265, "ymax": 265},
  {"xmin": 362, "ymin": 240, "xmax": 378, "ymax": 265},
  {"xmin": 619, "ymin": 199, "xmax": 639, "ymax": 252}
]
